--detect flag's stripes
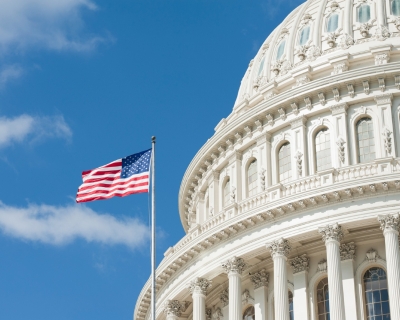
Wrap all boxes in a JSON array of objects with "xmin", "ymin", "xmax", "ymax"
[{"xmin": 76, "ymin": 151, "xmax": 151, "ymax": 203}]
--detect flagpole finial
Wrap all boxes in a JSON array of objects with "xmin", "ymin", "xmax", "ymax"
[{"xmin": 152, "ymin": 136, "xmax": 156, "ymax": 143}]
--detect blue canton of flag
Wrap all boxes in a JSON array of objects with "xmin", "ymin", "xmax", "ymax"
[{"xmin": 121, "ymin": 149, "xmax": 152, "ymax": 178}]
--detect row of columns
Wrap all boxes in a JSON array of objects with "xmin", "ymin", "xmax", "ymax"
[{"xmin": 165, "ymin": 213, "xmax": 400, "ymax": 320}]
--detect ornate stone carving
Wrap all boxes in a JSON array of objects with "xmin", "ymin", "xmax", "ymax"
[
  {"xmin": 295, "ymin": 75, "xmax": 310, "ymax": 87},
  {"xmin": 289, "ymin": 254, "xmax": 310, "ymax": 273},
  {"xmin": 219, "ymin": 289, "xmax": 229, "ymax": 307},
  {"xmin": 267, "ymin": 238, "xmax": 291, "ymax": 258},
  {"xmin": 347, "ymin": 84, "xmax": 355, "ymax": 98},
  {"xmin": 359, "ymin": 20, "xmax": 375, "ymax": 38},
  {"xmin": 253, "ymin": 76, "xmax": 268, "ymax": 91},
  {"xmin": 325, "ymin": 30, "xmax": 341, "ymax": 48},
  {"xmin": 383, "ymin": 128, "xmax": 392, "ymax": 154},
  {"xmin": 291, "ymin": 102, "xmax": 299, "ymax": 115},
  {"xmin": 378, "ymin": 213, "xmax": 400, "ymax": 233},
  {"xmin": 363, "ymin": 80, "xmax": 370, "ymax": 94},
  {"xmin": 164, "ymin": 300, "xmax": 189, "ymax": 317},
  {"xmin": 206, "ymin": 308, "xmax": 212, "ymax": 320},
  {"xmin": 221, "ymin": 256, "xmax": 247, "ymax": 275},
  {"xmin": 266, "ymin": 114, "xmax": 274, "ymax": 126},
  {"xmin": 295, "ymin": 151, "xmax": 303, "ymax": 176},
  {"xmin": 340, "ymin": 242, "xmax": 356, "ymax": 260},
  {"xmin": 295, "ymin": 45, "xmax": 308, "ymax": 61},
  {"xmin": 336, "ymin": 137, "xmax": 346, "ymax": 163},
  {"xmin": 212, "ymin": 308, "xmax": 223, "ymax": 320},
  {"xmin": 375, "ymin": 52, "xmax": 390, "ymax": 65},
  {"xmin": 278, "ymin": 108, "xmax": 286, "ymax": 120},
  {"xmin": 306, "ymin": 45, "xmax": 321, "ymax": 61},
  {"xmin": 318, "ymin": 92, "xmax": 326, "ymax": 105},
  {"xmin": 375, "ymin": 25, "xmax": 391, "ymax": 41},
  {"xmin": 304, "ymin": 96, "xmax": 312, "ymax": 110},
  {"xmin": 319, "ymin": 223, "xmax": 344, "ymax": 243},
  {"xmin": 242, "ymin": 289, "xmax": 254, "ymax": 305},
  {"xmin": 259, "ymin": 168, "xmax": 266, "ymax": 191},
  {"xmin": 188, "ymin": 277, "xmax": 212, "ymax": 295},
  {"xmin": 366, "ymin": 249, "xmax": 379, "ymax": 262},
  {"xmin": 332, "ymin": 63, "xmax": 348, "ymax": 75},
  {"xmin": 317, "ymin": 259, "xmax": 327, "ymax": 273},
  {"xmin": 339, "ymin": 33, "xmax": 354, "ymax": 49},
  {"xmin": 393, "ymin": 16, "xmax": 400, "ymax": 31},
  {"xmin": 333, "ymin": 87, "xmax": 340, "ymax": 101},
  {"xmin": 250, "ymin": 268, "xmax": 269, "ymax": 288}
]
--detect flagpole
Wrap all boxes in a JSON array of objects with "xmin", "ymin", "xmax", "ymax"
[{"xmin": 151, "ymin": 136, "xmax": 156, "ymax": 320}]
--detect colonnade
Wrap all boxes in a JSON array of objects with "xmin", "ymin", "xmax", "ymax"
[{"xmin": 164, "ymin": 213, "xmax": 400, "ymax": 320}]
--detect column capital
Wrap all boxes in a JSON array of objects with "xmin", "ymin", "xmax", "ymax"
[
  {"xmin": 250, "ymin": 268, "xmax": 269, "ymax": 289},
  {"xmin": 221, "ymin": 256, "xmax": 247, "ymax": 275},
  {"xmin": 340, "ymin": 242, "xmax": 356, "ymax": 261},
  {"xmin": 266, "ymin": 238, "xmax": 291, "ymax": 258},
  {"xmin": 289, "ymin": 254, "xmax": 310, "ymax": 274},
  {"xmin": 188, "ymin": 277, "xmax": 212, "ymax": 295},
  {"xmin": 319, "ymin": 223, "xmax": 344, "ymax": 243},
  {"xmin": 378, "ymin": 213, "xmax": 400, "ymax": 234},
  {"xmin": 164, "ymin": 300, "xmax": 190, "ymax": 317}
]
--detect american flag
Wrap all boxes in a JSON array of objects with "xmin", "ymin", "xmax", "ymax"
[{"xmin": 76, "ymin": 149, "xmax": 152, "ymax": 203}]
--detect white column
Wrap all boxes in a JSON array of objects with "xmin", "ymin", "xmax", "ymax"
[
  {"xmin": 267, "ymin": 238, "xmax": 291, "ymax": 320},
  {"xmin": 289, "ymin": 254, "xmax": 310, "ymax": 320},
  {"xmin": 164, "ymin": 300, "xmax": 189, "ymax": 320},
  {"xmin": 318, "ymin": 223, "xmax": 346, "ymax": 320},
  {"xmin": 378, "ymin": 214, "xmax": 400, "ymax": 320},
  {"xmin": 251, "ymin": 269, "xmax": 269, "ymax": 320},
  {"xmin": 189, "ymin": 277, "xmax": 212, "ymax": 320},
  {"xmin": 340, "ymin": 242, "xmax": 358, "ymax": 320},
  {"xmin": 221, "ymin": 256, "xmax": 247, "ymax": 320}
]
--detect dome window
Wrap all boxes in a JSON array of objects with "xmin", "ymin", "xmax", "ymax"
[
  {"xmin": 392, "ymin": 0, "xmax": 400, "ymax": 16},
  {"xmin": 247, "ymin": 159, "xmax": 258, "ymax": 197},
  {"xmin": 278, "ymin": 142, "xmax": 292, "ymax": 183},
  {"xmin": 357, "ymin": 4, "xmax": 371, "ymax": 23},
  {"xmin": 315, "ymin": 128, "xmax": 332, "ymax": 171},
  {"xmin": 326, "ymin": 13, "xmax": 339, "ymax": 32},
  {"xmin": 276, "ymin": 39, "xmax": 286, "ymax": 60},
  {"xmin": 243, "ymin": 306, "xmax": 255, "ymax": 320},
  {"xmin": 356, "ymin": 117, "xmax": 375, "ymax": 163},
  {"xmin": 364, "ymin": 267, "xmax": 390, "ymax": 319},
  {"xmin": 317, "ymin": 277, "xmax": 330, "ymax": 320},
  {"xmin": 299, "ymin": 25, "xmax": 310, "ymax": 46},
  {"xmin": 258, "ymin": 57, "xmax": 265, "ymax": 76},
  {"xmin": 223, "ymin": 178, "xmax": 230, "ymax": 207}
]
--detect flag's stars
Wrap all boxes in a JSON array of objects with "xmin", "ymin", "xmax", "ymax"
[{"xmin": 121, "ymin": 149, "xmax": 152, "ymax": 178}]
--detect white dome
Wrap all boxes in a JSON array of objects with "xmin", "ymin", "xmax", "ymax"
[{"xmin": 135, "ymin": 0, "xmax": 400, "ymax": 320}]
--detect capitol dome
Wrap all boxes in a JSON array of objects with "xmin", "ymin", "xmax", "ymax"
[{"xmin": 135, "ymin": 0, "xmax": 400, "ymax": 319}]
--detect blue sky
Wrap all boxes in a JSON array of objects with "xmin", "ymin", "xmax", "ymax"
[{"xmin": 0, "ymin": 1, "xmax": 303, "ymax": 319}]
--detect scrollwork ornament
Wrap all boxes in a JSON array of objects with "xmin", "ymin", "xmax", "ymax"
[
  {"xmin": 378, "ymin": 213, "xmax": 400, "ymax": 233},
  {"xmin": 375, "ymin": 25, "xmax": 391, "ymax": 41},
  {"xmin": 267, "ymin": 238, "xmax": 291, "ymax": 258},
  {"xmin": 188, "ymin": 277, "xmax": 212, "ymax": 295},
  {"xmin": 221, "ymin": 256, "xmax": 247, "ymax": 275},
  {"xmin": 206, "ymin": 308, "xmax": 212, "ymax": 320},
  {"xmin": 383, "ymin": 128, "xmax": 392, "ymax": 155},
  {"xmin": 259, "ymin": 168, "xmax": 266, "ymax": 191},
  {"xmin": 250, "ymin": 268, "xmax": 269, "ymax": 288},
  {"xmin": 336, "ymin": 137, "xmax": 346, "ymax": 163},
  {"xmin": 212, "ymin": 308, "xmax": 223, "ymax": 320},
  {"xmin": 289, "ymin": 254, "xmax": 310, "ymax": 273},
  {"xmin": 164, "ymin": 300, "xmax": 189, "ymax": 317},
  {"xmin": 338, "ymin": 33, "xmax": 354, "ymax": 49},
  {"xmin": 306, "ymin": 45, "xmax": 321, "ymax": 61},
  {"xmin": 219, "ymin": 289, "xmax": 229, "ymax": 307},
  {"xmin": 340, "ymin": 242, "xmax": 356, "ymax": 260},
  {"xmin": 294, "ymin": 151, "xmax": 303, "ymax": 176},
  {"xmin": 318, "ymin": 223, "xmax": 344, "ymax": 243}
]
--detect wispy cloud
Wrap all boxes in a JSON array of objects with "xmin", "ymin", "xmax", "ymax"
[
  {"xmin": 0, "ymin": 114, "xmax": 72, "ymax": 148},
  {"xmin": 0, "ymin": 0, "xmax": 108, "ymax": 55},
  {"xmin": 0, "ymin": 201, "xmax": 149, "ymax": 248},
  {"xmin": 0, "ymin": 64, "xmax": 24, "ymax": 88}
]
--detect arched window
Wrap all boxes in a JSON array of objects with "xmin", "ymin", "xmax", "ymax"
[
  {"xmin": 223, "ymin": 179, "xmax": 230, "ymax": 207},
  {"xmin": 243, "ymin": 306, "xmax": 255, "ymax": 320},
  {"xmin": 258, "ymin": 57, "xmax": 265, "ymax": 76},
  {"xmin": 278, "ymin": 142, "xmax": 292, "ymax": 183},
  {"xmin": 247, "ymin": 159, "xmax": 258, "ymax": 197},
  {"xmin": 358, "ymin": 4, "xmax": 371, "ymax": 23},
  {"xmin": 326, "ymin": 13, "xmax": 339, "ymax": 32},
  {"xmin": 299, "ymin": 25, "xmax": 310, "ymax": 46},
  {"xmin": 315, "ymin": 128, "xmax": 332, "ymax": 171},
  {"xmin": 317, "ymin": 277, "xmax": 330, "ymax": 320},
  {"xmin": 364, "ymin": 267, "xmax": 390, "ymax": 319},
  {"xmin": 356, "ymin": 117, "xmax": 375, "ymax": 163},
  {"xmin": 392, "ymin": 0, "xmax": 400, "ymax": 16},
  {"xmin": 289, "ymin": 291, "xmax": 294, "ymax": 320},
  {"xmin": 276, "ymin": 39, "xmax": 286, "ymax": 60}
]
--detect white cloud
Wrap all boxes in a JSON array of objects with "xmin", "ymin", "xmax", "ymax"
[
  {"xmin": 0, "ymin": 201, "xmax": 149, "ymax": 248},
  {"xmin": 0, "ymin": 0, "xmax": 107, "ymax": 54},
  {"xmin": 0, "ymin": 64, "xmax": 24, "ymax": 88},
  {"xmin": 0, "ymin": 114, "xmax": 72, "ymax": 148}
]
